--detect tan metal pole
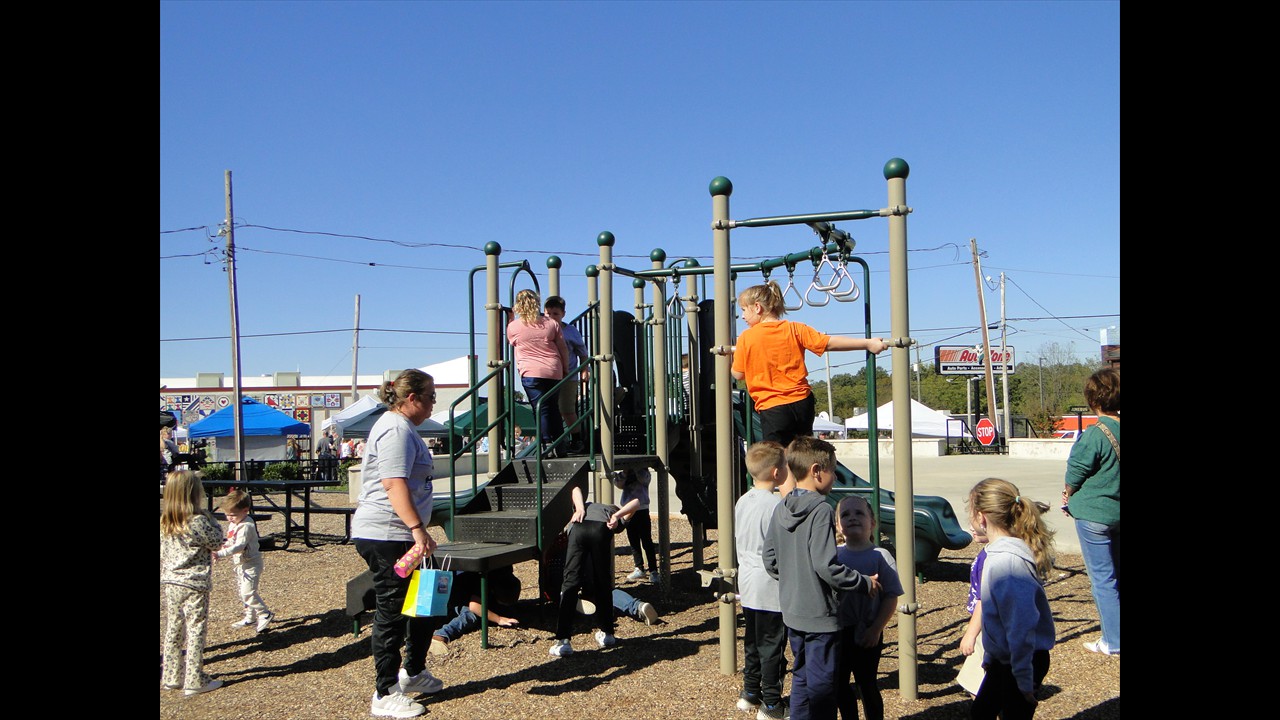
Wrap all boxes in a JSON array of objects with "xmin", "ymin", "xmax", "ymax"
[
  {"xmin": 598, "ymin": 232, "xmax": 616, "ymax": 503},
  {"xmin": 484, "ymin": 243, "xmax": 503, "ymax": 477},
  {"xmin": 886, "ymin": 158, "xmax": 918, "ymax": 699},
  {"xmin": 650, "ymin": 251, "xmax": 671, "ymax": 585},
  {"xmin": 684, "ymin": 266, "xmax": 704, "ymax": 570},
  {"xmin": 710, "ymin": 177, "xmax": 737, "ymax": 675}
]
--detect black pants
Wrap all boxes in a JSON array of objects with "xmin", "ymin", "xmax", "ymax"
[
  {"xmin": 971, "ymin": 651, "xmax": 1050, "ymax": 720},
  {"xmin": 556, "ymin": 520, "xmax": 614, "ymax": 638},
  {"xmin": 759, "ymin": 393, "xmax": 816, "ymax": 447},
  {"xmin": 355, "ymin": 539, "xmax": 439, "ymax": 696},
  {"xmin": 743, "ymin": 607, "xmax": 787, "ymax": 707},
  {"xmin": 836, "ymin": 626, "xmax": 885, "ymax": 720},
  {"xmin": 625, "ymin": 511, "xmax": 657, "ymax": 572}
]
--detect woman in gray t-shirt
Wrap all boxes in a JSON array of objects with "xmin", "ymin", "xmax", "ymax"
[{"xmin": 351, "ymin": 369, "xmax": 443, "ymax": 718}]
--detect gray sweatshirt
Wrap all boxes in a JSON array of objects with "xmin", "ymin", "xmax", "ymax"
[{"xmin": 762, "ymin": 488, "xmax": 874, "ymax": 633}]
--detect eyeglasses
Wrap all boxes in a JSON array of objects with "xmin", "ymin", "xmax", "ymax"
[{"xmin": 418, "ymin": 391, "xmax": 436, "ymax": 403}]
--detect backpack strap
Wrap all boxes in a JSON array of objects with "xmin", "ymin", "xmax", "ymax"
[{"xmin": 1094, "ymin": 420, "xmax": 1120, "ymax": 462}]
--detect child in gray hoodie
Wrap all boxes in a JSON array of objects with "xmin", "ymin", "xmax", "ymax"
[
  {"xmin": 763, "ymin": 437, "xmax": 880, "ymax": 720},
  {"xmin": 967, "ymin": 478, "xmax": 1056, "ymax": 720}
]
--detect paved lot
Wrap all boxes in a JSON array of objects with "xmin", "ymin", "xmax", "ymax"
[
  {"xmin": 653, "ymin": 453, "xmax": 1081, "ymax": 555},
  {"xmin": 838, "ymin": 454, "xmax": 1079, "ymax": 555}
]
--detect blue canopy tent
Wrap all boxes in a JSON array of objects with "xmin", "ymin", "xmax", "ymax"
[{"xmin": 189, "ymin": 397, "xmax": 310, "ymax": 461}]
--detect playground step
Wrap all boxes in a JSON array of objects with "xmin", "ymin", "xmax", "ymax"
[
  {"xmin": 450, "ymin": 510, "xmax": 541, "ymax": 545},
  {"xmin": 477, "ymin": 482, "xmax": 572, "ymax": 512}
]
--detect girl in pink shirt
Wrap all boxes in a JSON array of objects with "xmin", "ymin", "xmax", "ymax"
[{"xmin": 506, "ymin": 289, "xmax": 570, "ymax": 455}]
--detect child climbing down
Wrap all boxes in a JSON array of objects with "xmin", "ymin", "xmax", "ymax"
[
  {"xmin": 967, "ymin": 478, "xmax": 1056, "ymax": 720},
  {"xmin": 834, "ymin": 495, "xmax": 903, "ymax": 720},
  {"xmin": 216, "ymin": 490, "xmax": 274, "ymax": 632},
  {"xmin": 731, "ymin": 280, "xmax": 889, "ymax": 495},
  {"xmin": 160, "ymin": 470, "xmax": 226, "ymax": 695},
  {"xmin": 614, "ymin": 468, "xmax": 659, "ymax": 584}
]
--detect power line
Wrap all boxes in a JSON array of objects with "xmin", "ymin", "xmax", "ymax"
[{"xmin": 161, "ymin": 327, "xmax": 473, "ymax": 343}]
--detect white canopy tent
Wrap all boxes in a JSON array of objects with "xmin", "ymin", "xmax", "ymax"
[
  {"xmin": 812, "ymin": 416, "xmax": 846, "ymax": 436},
  {"xmin": 845, "ymin": 399, "xmax": 973, "ymax": 439}
]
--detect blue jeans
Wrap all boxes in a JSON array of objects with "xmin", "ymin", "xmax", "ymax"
[
  {"xmin": 521, "ymin": 376, "xmax": 563, "ymax": 448},
  {"xmin": 435, "ymin": 605, "xmax": 480, "ymax": 643},
  {"xmin": 1075, "ymin": 518, "xmax": 1120, "ymax": 651}
]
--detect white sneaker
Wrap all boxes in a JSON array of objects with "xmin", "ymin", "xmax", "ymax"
[
  {"xmin": 1083, "ymin": 639, "xmax": 1119, "ymax": 656},
  {"xmin": 626, "ymin": 567, "xmax": 645, "ymax": 581},
  {"xmin": 184, "ymin": 678, "xmax": 223, "ymax": 696},
  {"xmin": 371, "ymin": 690, "xmax": 425, "ymax": 718},
  {"xmin": 594, "ymin": 630, "xmax": 617, "ymax": 648},
  {"xmin": 574, "ymin": 598, "xmax": 597, "ymax": 616},
  {"xmin": 255, "ymin": 612, "xmax": 274, "ymax": 633},
  {"xmin": 637, "ymin": 601, "xmax": 659, "ymax": 626},
  {"xmin": 230, "ymin": 616, "xmax": 255, "ymax": 628},
  {"xmin": 549, "ymin": 638, "xmax": 574, "ymax": 657},
  {"xmin": 429, "ymin": 637, "xmax": 450, "ymax": 656},
  {"xmin": 398, "ymin": 667, "xmax": 444, "ymax": 695}
]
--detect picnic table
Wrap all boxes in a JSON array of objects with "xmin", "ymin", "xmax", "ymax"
[{"xmin": 200, "ymin": 478, "xmax": 346, "ymax": 549}]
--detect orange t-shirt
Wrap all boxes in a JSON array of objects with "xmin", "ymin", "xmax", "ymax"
[{"xmin": 732, "ymin": 320, "xmax": 830, "ymax": 411}]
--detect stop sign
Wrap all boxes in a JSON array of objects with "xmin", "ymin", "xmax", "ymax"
[{"xmin": 975, "ymin": 418, "xmax": 997, "ymax": 446}]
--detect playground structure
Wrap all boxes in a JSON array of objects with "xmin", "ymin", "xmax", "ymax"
[{"xmin": 420, "ymin": 158, "xmax": 939, "ymax": 699}]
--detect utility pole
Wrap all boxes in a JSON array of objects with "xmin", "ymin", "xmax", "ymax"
[
  {"xmin": 970, "ymin": 239, "xmax": 999, "ymax": 432},
  {"xmin": 999, "ymin": 272, "xmax": 1010, "ymax": 441},
  {"xmin": 351, "ymin": 295, "xmax": 361, "ymax": 401},
  {"xmin": 224, "ymin": 171, "xmax": 246, "ymax": 475}
]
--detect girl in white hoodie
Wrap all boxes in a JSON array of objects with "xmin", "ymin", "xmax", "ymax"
[{"xmin": 967, "ymin": 478, "xmax": 1056, "ymax": 720}]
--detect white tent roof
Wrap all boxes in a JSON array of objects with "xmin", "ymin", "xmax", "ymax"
[
  {"xmin": 812, "ymin": 417, "xmax": 846, "ymax": 434},
  {"xmin": 324, "ymin": 395, "xmax": 381, "ymax": 431},
  {"xmin": 419, "ymin": 356, "xmax": 472, "ymax": 386},
  {"xmin": 845, "ymin": 399, "xmax": 972, "ymax": 438}
]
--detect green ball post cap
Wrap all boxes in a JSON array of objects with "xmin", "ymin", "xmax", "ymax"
[
  {"xmin": 650, "ymin": 249, "xmax": 666, "ymax": 262},
  {"xmin": 597, "ymin": 231, "xmax": 615, "ymax": 247},
  {"xmin": 684, "ymin": 257, "xmax": 701, "ymax": 268},
  {"xmin": 483, "ymin": 241, "xmax": 502, "ymax": 256},
  {"xmin": 633, "ymin": 278, "xmax": 645, "ymax": 289},
  {"xmin": 585, "ymin": 265, "xmax": 599, "ymax": 277},
  {"xmin": 547, "ymin": 256, "xmax": 562, "ymax": 269},
  {"xmin": 709, "ymin": 176, "xmax": 733, "ymax": 196},
  {"xmin": 883, "ymin": 158, "xmax": 910, "ymax": 180}
]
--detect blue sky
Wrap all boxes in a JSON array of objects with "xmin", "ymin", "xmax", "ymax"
[{"xmin": 160, "ymin": 1, "xmax": 1119, "ymax": 382}]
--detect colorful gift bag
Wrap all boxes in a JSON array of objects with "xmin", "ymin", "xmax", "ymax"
[{"xmin": 401, "ymin": 554, "xmax": 453, "ymax": 617}]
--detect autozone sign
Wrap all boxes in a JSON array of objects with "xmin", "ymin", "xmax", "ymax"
[{"xmin": 935, "ymin": 345, "xmax": 1015, "ymax": 375}]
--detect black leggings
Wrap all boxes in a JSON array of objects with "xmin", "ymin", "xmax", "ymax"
[{"xmin": 625, "ymin": 511, "xmax": 657, "ymax": 572}]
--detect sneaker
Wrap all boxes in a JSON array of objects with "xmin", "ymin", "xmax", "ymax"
[
  {"xmin": 574, "ymin": 598, "xmax": 597, "ymax": 616},
  {"xmin": 230, "ymin": 616, "xmax": 255, "ymax": 628},
  {"xmin": 1083, "ymin": 639, "xmax": 1119, "ymax": 656},
  {"xmin": 638, "ymin": 601, "xmax": 659, "ymax": 626},
  {"xmin": 162, "ymin": 682, "xmax": 182, "ymax": 691},
  {"xmin": 429, "ymin": 636, "xmax": 450, "ymax": 656},
  {"xmin": 371, "ymin": 690, "xmax": 425, "ymax": 718},
  {"xmin": 737, "ymin": 691, "xmax": 762, "ymax": 712},
  {"xmin": 184, "ymin": 678, "xmax": 224, "ymax": 696},
  {"xmin": 549, "ymin": 638, "xmax": 574, "ymax": 657},
  {"xmin": 626, "ymin": 567, "xmax": 645, "ymax": 581},
  {"xmin": 398, "ymin": 667, "xmax": 444, "ymax": 695},
  {"xmin": 255, "ymin": 612, "xmax": 274, "ymax": 633},
  {"xmin": 757, "ymin": 703, "xmax": 790, "ymax": 720},
  {"xmin": 649, "ymin": 571, "xmax": 660, "ymax": 584},
  {"xmin": 594, "ymin": 630, "xmax": 617, "ymax": 648}
]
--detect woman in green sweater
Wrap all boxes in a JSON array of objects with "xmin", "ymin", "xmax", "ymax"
[{"xmin": 1062, "ymin": 367, "xmax": 1120, "ymax": 656}]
